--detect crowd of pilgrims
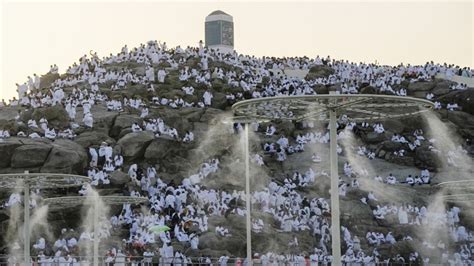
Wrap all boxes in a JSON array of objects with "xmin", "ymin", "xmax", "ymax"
[{"xmin": 0, "ymin": 40, "xmax": 473, "ymax": 265}]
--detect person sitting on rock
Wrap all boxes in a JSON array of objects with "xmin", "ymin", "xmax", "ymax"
[
  {"xmin": 414, "ymin": 175, "xmax": 423, "ymax": 185},
  {"xmin": 312, "ymin": 153, "xmax": 322, "ymax": 163},
  {"xmin": 114, "ymin": 154, "xmax": 123, "ymax": 168},
  {"xmin": 131, "ymin": 122, "xmax": 142, "ymax": 132},
  {"xmin": 45, "ymin": 127, "xmax": 56, "ymax": 140},
  {"xmin": 265, "ymin": 124, "xmax": 276, "ymax": 136},
  {"xmin": 404, "ymin": 175, "xmax": 415, "ymax": 186},
  {"xmin": 386, "ymin": 173, "xmax": 397, "ymax": 185},
  {"xmin": 82, "ymin": 112, "xmax": 93, "ymax": 128},
  {"xmin": 33, "ymin": 237, "xmax": 46, "ymax": 250},
  {"xmin": 182, "ymin": 131, "xmax": 194, "ymax": 143},
  {"xmin": 28, "ymin": 119, "xmax": 38, "ymax": 128}
]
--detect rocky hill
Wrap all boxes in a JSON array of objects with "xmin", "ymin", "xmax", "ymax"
[{"xmin": 0, "ymin": 46, "xmax": 473, "ymax": 263}]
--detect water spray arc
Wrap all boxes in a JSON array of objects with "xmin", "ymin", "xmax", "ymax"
[
  {"xmin": 232, "ymin": 94, "xmax": 434, "ymax": 265},
  {"xmin": 43, "ymin": 195, "xmax": 148, "ymax": 266},
  {"xmin": 0, "ymin": 172, "xmax": 90, "ymax": 265}
]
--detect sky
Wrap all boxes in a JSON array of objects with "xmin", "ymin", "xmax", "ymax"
[{"xmin": 1, "ymin": 0, "xmax": 473, "ymax": 101}]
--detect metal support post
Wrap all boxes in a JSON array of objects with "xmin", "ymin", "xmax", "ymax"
[
  {"xmin": 93, "ymin": 197, "xmax": 99, "ymax": 266},
  {"xmin": 329, "ymin": 109, "xmax": 341, "ymax": 266},
  {"xmin": 244, "ymin": 124, "xmax": 252, "ymax": 265},
  {"xmin": 24, "ymin": 181, "xmax": 30, "ymax": 266}
]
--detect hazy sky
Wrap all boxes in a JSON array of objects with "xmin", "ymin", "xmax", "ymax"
[{"xmin": 1, "ymin": 0, "xmax": 472, "ymax": 101}]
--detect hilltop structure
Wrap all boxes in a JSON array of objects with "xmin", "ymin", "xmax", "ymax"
[{"xmin": 205, "ymin": 10, "xmax": 234, "ymax": 54}]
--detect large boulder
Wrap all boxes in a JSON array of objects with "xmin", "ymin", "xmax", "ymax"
[
  {"xmin": 305, "ymin": 65, "xmax": 335, "ymax": 80},
  {"xmin": 0, "ymin": 140, "xmax": 23, "ymax": 168},
  {"xmin": 414, "ymin": 146, "xmax": 439, "ymax": 171},
  {"xmin": 39, "ymin": 73, "xmax": 60, "ymax": 89},
  {"xmin": 11, "ymin": 143, "xmax": 52, "ymax": 168},
  {"xmin": 41, "ymin": 139, "xmax": 88, "ymax": 174},
  {"xmin": 88, "ymin": 106, "xmax": 118, "ymax": 135},
  {"xmin": 74, "ymin": 131, "xmax": 116, "ymax": 148},
  {"xmin": 380, "ymin": 140, "xmax": 403, "ymax": 151},
  {"xmin": 445, "ymin": 111, "xmax": 474, "ymax": 130},
  {"xmin": 363, "ymin": 132, "xmax": 387, "ymax": 144},
  {"xmin": 200, "ymin": 108, "xmax": 224, "ymax": 124},
  {"xmin": 313, "ymin": 85, "xmax": 329, "ymax": 94},
  {"xmin": 383, "ymin": 119, "xmax": 405, "ymax": 134},
  {"xmin": 407, "ymin": 81, "xmax": 436, "ymax": 93},
  {"xmin": 211, "ymin": 92, "xmax": 229, "ymax": 110},
  {"xmin": 32, "ymin": 105, "xmax": 69, "ymax": 129},
  {"xmin": 109, "ymin": 170, "xmax": 130, "ymax": 186},
  {"xmin": 117, "ymin": 131, "xmax": 155, "ymax": 160},
  {"xmin": 359, "ymin": 86, "xmax": 377, "ymax": 94},
  {"xmin": 438, "ymin": 89, "xmax": 474, "ymax": 115},
  {"xmin": 431, "ymin": 79, "xmax": 455, "ymax": 96},
  {"xmin": 144, "ymin": 137, "xmax": 184, "ymax": 162},
  {"xmin": 178, "ymin": 108, "xmax": 205, "ymax": 123},
  {"xmin": 110, "ymin": 114, "xmax": 142, "ymax": 138}
]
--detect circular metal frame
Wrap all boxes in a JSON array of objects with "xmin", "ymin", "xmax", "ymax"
[
  {"xmin": 232, "ymin": 94, "xmax": 435, "ymax": 122},
  {"xmin": 231, "ymin": 94, "xmax": 434, "ymax": 266},
  {"xmin": 435, "ymin": 180, "xmax": 474, "ymax": 202},
  {"xmin": 0, "ymin": 173, "xmax": 91, "ymax": 189},
  {"xmin": 43, "ymin": 195, "xmax": 148, "ymax": 210}
]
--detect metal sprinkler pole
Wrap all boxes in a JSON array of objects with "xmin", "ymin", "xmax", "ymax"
[
  {"xmin": 23, "ymin": 178, "xmax": 30, "ymax": 266},
  {"xmin": 93, "ymin": 196, "xmax": 99, "ymax": 266},
  {"xmin": 244, "ymin": 123, "xmax": 252, "ymax": 265},
  {"xmin": 329, "ymin": 109, "xmax": 341, "ymax": 266}
]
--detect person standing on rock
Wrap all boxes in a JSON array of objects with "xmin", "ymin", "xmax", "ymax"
[
  {"xmin": 157, "ymin": 69, "xmax": 167, "ymax": 83},
  {"xmin": 203, "ymin": 90, "xmax": 213, "ymax": 106}
]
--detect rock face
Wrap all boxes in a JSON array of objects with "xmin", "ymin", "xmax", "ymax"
[
  {"xmin": 144, "ymin": 137, "xmax": 184, "ymax": 162},
  {"xmin": 0, "ymin": 55, "xmax": 473, "ymax": 260},
  {"xmin": 32, "ymin": 105, "xmax": 70, "ymax": 129},
  {"xmin": 117, "ymin": 131, "xmax": 155, "ymax": 160},
  {"xmin": 439, "ymin": 89, "xmax": 474, "ymax": 115},
  {"xmin": 414, "ymin": 146, "xmax": 439, "ymax": 171},
  {"xmin": 11, "ymin": 143, "xmax": 52, "ymax": 168},
  {"xmin": 109, "ymin": 170, "xmax": 129, "ymax": 186},
  {"xmin": 0, "ymin": 141, "xmax": 22, "ymax": 168},
  {"xmin": 110, "ymin": 114, "xmax": 142, "ymax": 139},
  {"xmin": 305, "ymin": 65, "xmax": 335, "ymax": 80},
  {"xmin": 41, "ymin": 139, "xmax": 88, "ymax": 174},
  {"xmin": 75, "ymin": 131, "xmax": 116, "ymax": 148}
]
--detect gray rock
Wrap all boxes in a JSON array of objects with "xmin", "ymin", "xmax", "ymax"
[
  {"xmin": 39, "ymin": 73, "xmax": 60, "ymax": 89},
  {"xmin": 378, "ymin": 149, "xmax": 386, "ymax": 158},
  {"xmin": 11, "ymin": 143, "xmax": 52, "ymax": 168},
  {"xmin": 211, "ymin": 92, "xmax": 229, "ymax": 110},
  {"xmin": 313, "ymin": 85, "xmax": 329, "ymax": 94},
  {"xmin": 381, "ymin": 140, "xmax": 403, "ymax": 151},
  {"xmin": 414, "ymin": 146, "xmax": 439, "ymax": 171},
  {"xmin": 383, "ymin": 120, "xmax": 405, "ymax": 134},
  {"xmin": 89, "ymin": 105, "xmax": 118, "ymax": 134},
  {"xmin": 117, "ymin": 131, "xmax": 155, "ymax": 160},
  {"xmin": 178, "ymin": 108, "xmax": 205, "ymax": 123},
  {"xmin": 144, "ymin": 137, "xmax": 183, "ymax": 162},
  {"xmin": 438, "ymin": 89, "xmax": 474, "ymax": 115},
  {"xmin": 32, "ymin": 105, "xmax": 69, "ymax": 129},
  {"xmin": 431, "ymin": 80, "xmax": 454, "ymax": 96},
  {"xmin": 110, "ymin": 114, "xmax": 142, "ymax": 138},
  {"xmin": 0, "ymin": 140, "xmax": 22, "ymax": 168},
  {"xmin": 109, "ymin": 170, "xmax": 129, "ymax": 186},
  {"xmin": 305, "ymin": 65, "xmax": 335, "ymax": 80},
  {"xmin": 360, "ymin": 86, "xmax": 377, "ymax": 94},
  {"xmin": 407, "ymin": 81, "xmax": 436, "ymax": 92},
  {"xmin": 445, "ymin": 111, "xmax": 474, "ymax": 130},
  {"xmin": 363, "ymin": 132, "xmax": 387, "ymax": 144},
  {"xmin": 41, "ymin": 139, "xmax": 88, "ymax": 174},
  {"xmin": 200, "ymin": 108, "xmax": 224, "ymax": 123},
  {"xmin": 75, "ymin": 131, "xmax": 116, "ymax": 148}
]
